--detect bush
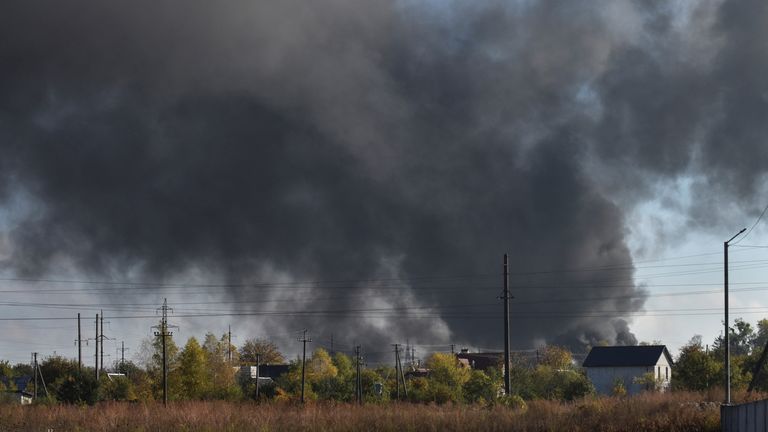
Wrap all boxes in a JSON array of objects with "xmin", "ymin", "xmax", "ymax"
[{"xmin": 497, "ymin": 394, "xmax": 527, "ymax": 411}]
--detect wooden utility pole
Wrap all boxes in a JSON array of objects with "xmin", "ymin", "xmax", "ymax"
[
  {"xmin": 228, "ymin": 325, "xmax": 232, "ymax": 365},
  {"xmin": 399, "ymin": 347, "xmax": 408, "ymax": 398},
  {"xmin": 33, "ymin": 352, "xmax": 38, "ymax": 400},
  {"xmin": 392, "ymin": 344, "xmax": 407, "ymax": 400},
  {"xmin": 298, "ymin": 329, "xmax": 311, "ymax": 403},
  {"xmin": 355, "ymin": 345, "xmax": 363, "ymax": 404},
  {"xmin": 255, "ymin": 353, "xmax": 261, "ymax": 400},
  {"xmin": 77, "ymin": 313, "xmax": 82, "ymax": 372},
  {"xmin": 392, "ymin": 344, "xmax": 400, "ymax": 400}
]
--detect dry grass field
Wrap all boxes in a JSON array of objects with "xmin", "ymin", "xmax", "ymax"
[{"xmin": 0, "ymin": 391, "xmax": 740, "ymax": 432}]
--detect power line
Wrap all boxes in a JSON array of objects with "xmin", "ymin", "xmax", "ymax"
[
  {"xmin": 1, "ymin": 251, "xmax": 764, "ymax": 292},
  {"xmin": 732, "ymin": 202, "xmax": 768, "ymax": 245}
]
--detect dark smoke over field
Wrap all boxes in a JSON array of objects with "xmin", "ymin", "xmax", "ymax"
[{"xmin": 1, "ymin": 0, "xmax": 767, "ymax": 351}]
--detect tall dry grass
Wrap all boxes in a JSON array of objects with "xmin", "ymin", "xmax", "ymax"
[{"xmin": 0, "ymin": 391, "xmax": 727, "ymax": 432}]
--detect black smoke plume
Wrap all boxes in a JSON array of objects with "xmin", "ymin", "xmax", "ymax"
[{"xmin": 1, "ymin": 0, "xmax": 765, "ymax": 355}]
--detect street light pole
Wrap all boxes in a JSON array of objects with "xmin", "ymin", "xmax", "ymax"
[{"xmin": 725, "ymin": 228, "xmax": 746, "ymax": 405}]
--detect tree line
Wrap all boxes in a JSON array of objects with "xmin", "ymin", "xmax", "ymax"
[{"xmin": 3, "ymin": 318, "xmax": 768, "ymax": 405}]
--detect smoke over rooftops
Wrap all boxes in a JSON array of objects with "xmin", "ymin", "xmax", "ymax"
[{"xmin": 0, "ymin": 0, "xmax": 766, "ymax": 352}]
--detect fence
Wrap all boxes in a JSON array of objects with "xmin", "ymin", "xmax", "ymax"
[{"xmin": 722, "ymin": 399, "xmax": 768, "ymax": 432}]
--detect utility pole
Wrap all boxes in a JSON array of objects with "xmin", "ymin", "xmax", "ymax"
[
  {"xmin": 33, "ymin": 352, "xmax": 38, "ymax": 400},
  {"xmin": 392, "ymin": 344, "xmax": 407, "ymax": 400},
  {"xmin": 227, "ymin": 325, "xmax": 232, "ymax": 365},
  {"xmin": 100, "ymin": 311, "xmax": 104, "ymax": 373},
  {"xmin": 406, "ymin": 340, "xmax": 410, "ymax": 364},
  {"xmin": 117, "ymin": 341, "xmax": 129, "ymax": 370},
  {"xmin": 725, "ymin": 228, "xmax": 746, "ymax": 405},
  {"xmin": 255, "ymin": 353, "xmax": 261, "ymax": 400},
  {"xmin": 355, "ymin": 345, "xmax": 362, "ymax": 404},
  {"xmin": 152, "ymin": 298, "xmax": 178, "ymax": 406},
  {"xmin": 95, "ymin": 313, "xmax": 99, "ymax": 381},
  {"xmin": 450, "ymin": 344, "xmax": 455, "ymax": 354},
  {"xmin": 298, "ymin": 329, "xmax": 311, "ymax": 403},
  {"xmin": 502, "ymin": 253, "xmax": 512, "ymax": 396},
  {"xmin": 77, "ymin": 313, "xmax": 82, "ymax": 372},
  {"xmin": 399, "ymin": 345, "xmax": 408, "ymax": 398},
  {"xmin": 392, "ymin": 344, "xmax": 400, "ymax": 400}
]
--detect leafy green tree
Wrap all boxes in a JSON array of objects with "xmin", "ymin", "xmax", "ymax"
[
  {"xmin": 202, "ymin": 332, "xmax": 240, "ymax": 400},
  {"xmin": 633, "ymin": 371, "xmax": 665, "ymax": 392},
  {"xmin": 0, "ymin": 360, "xmax": 13, "ymax": 378},
  {"xmin": 40, "ymin": 355, "xmax": 80, "ymax": 402},
  {"xmin": 117, "ymin": 361, "xmax": 154, "ymax": 401},
  {"xmin": 276, "ymin": 348, "xmax": 338, "ymax": 401},
  {"xmin": 55, "ymin": 370, "xmax": 98, "ymax": 405},
  {"xmin": 752, "ymin": 319, "xmax": 768, "ymax": 353},
  {"xmin": 713, "ymin": 318, "xmax": 755, "ymax": 357},
  {"xmin": 673, "ymin": 336, "xmax": 720, "ymax": 391},
  {"xmin": 239, "ymin": 338, "xmax": 285, "ymax": 365},
  {"xmin": 145, "ymin": 329, "xmax": 182, "ymax": 401},
  {"xmin": 99, "ymin": 375, "xmax": 136, "ymax": 401},
  {"xmin": 463, "ymin": 369, "xmax": 499, "ymax": 403},
  {"xmin": 315, "ymin": 352, "xmax": 354, "ymax": 401},
  {"xmin": 539, "ymin": 345, "xmax": 573, "ymax": 369},
  {"xmin": 179, "ymin": 337, "xmax": 209, "ymax": 399},
  {"xmin": 421, "ymin": 352, "xmax": 470, "ymax": 403},
  {"xmin": 362, "ymin": 368, "xmax": 387, "ymax": 402}
]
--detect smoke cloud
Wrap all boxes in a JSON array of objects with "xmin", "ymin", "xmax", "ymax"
[{"xmin": 0, "ymin": 0, "xmax": 766, "ymax": 355}]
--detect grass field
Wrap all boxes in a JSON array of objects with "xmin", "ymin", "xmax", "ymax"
[{"xmin": 0, "ymin": 391, "xmax": 741, "ymax": 432}]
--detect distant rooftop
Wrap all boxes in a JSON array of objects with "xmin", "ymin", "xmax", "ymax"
[{"xmin": 582, "ymin": 345, "xmax": 673, "ymax": 368}]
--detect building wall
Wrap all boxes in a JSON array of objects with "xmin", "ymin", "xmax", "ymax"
[{"xmin": 587, "ymin": 360, "xmax": 672, "ymax": 396}]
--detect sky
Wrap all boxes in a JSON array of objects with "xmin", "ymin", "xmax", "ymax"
[{"xmin": 1, "ymin": 0, "xmax": 768, "ymax": 367}]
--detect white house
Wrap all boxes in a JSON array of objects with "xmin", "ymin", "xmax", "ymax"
[{"xmin": 582, "ymin": 345, "xmax": 673, "ymax": 395}]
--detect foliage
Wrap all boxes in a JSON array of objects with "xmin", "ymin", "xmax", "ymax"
[
  {"xmin": 239, "ymin": 338, "xmax": 285, "ymax": 365},
  {"xmin": 99, "ymin": 375, "xmax": 136, "ymax": 401},
  {"xmin": 462, "ymin": 370, "xmax": 498, "ymax": 403},
  {"xmin": 276, "ymin": 348, "xmax": 338, "ymax": 401},
  {"xmin": 497, "ymin": 394, "xmax": 527, "ymax": 411},
  {"xmin": 422, "ymin": 352, "xmax": 470, "ymax": 403},
  {"xmin": 633, "ymin": 372, "xmax": 664, "ymax": 392},
  {"xmin": 179, "ymin": 337, "xmax": 209, "ymax": 399},
  {"xmin": 0, "ymin": 360, "xmax": 13, "ymax": 379},
  {"xmin": 539, "ymin": 345, "xmax": 573, "ymax": 369},
  {"xmin": 201, "ymin": 333, "xmax": 240, "ymax": 400},
  {"xmin": 55, "ymin": 370, "xmax": 98, "ymax": 405},
  {"xmin": 145, "ymin": 329, "xmax": 182, "ymax": 401},
  {"xmin": 712, "ymin": 318, "xmax": 756, "ymax": 358},
  {"xmin": 673, "ymin": 337, "xmax": 720, "ymax": 391},
  {"xmin": 611, "ymin": 378, "xmax": 627, "ymax": 397}
]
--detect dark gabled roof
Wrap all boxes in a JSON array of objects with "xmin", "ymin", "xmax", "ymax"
[
  {"xmin": 582, "ymin": 345, "xmax": 673, "ymax": 368},
  {"xmin": 456, "ymin": 352, "xmax": 503, "ymax": 371}
]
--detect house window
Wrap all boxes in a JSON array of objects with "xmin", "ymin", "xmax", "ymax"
[
  {"xmin": 665, "ymin": 367, "xmax": 668, "ymax": 380},
  {"xmin": 657, "ymin": 367, "xmax": 660, "ymax": 379}
]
